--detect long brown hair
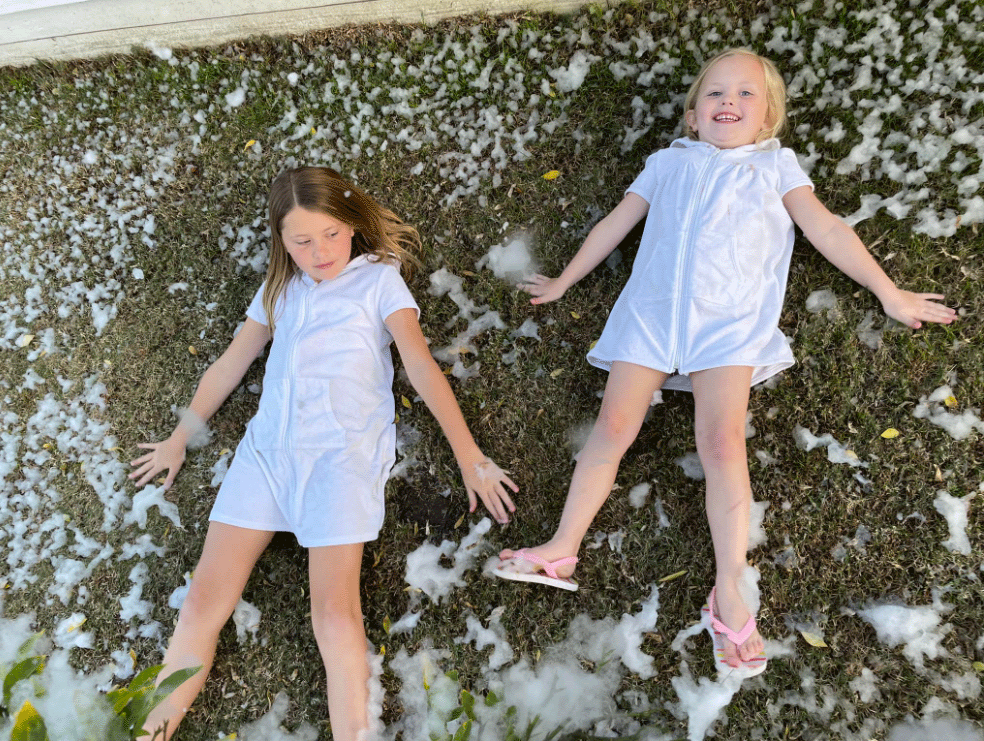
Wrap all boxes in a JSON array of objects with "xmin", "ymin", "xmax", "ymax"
[{"xmin": 263, "ymin": 167, "xmax": 421, "ymax": 333}]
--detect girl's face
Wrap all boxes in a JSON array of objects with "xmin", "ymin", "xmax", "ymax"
[
  {"xmin": 280, "ymin": 206, "xmax": 355, "ymax": 282},
  {"xmin": 686, "ymin": 55, "xmax": 771, "ymax": 149}
]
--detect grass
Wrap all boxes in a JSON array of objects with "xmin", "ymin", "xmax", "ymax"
[{"xmin": 1, "ymin": 0, "xmax": 983, "ymax": 739}]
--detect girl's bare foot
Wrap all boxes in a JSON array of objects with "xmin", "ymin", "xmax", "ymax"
[{"xmin": 713, "ymin": 579, "xmax": 764, "ymax": 667}]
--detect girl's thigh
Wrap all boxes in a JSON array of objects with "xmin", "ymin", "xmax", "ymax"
[
  {"xmin": 689, "ymin": 366, "xmax": 754, "ymax": 431},
  {"xmin": 308, "ymin": 542, "xmax": 364, "ymax": 610},
  {"xmin": 602, "ymin": 361, "xmax": 669, "ymax": 413},
  {"xmin": 188, "ymin": 522, "xmax": 275, "ymax": 604}
]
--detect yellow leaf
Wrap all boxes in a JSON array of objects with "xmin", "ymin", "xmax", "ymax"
[
  {"xmin": 880, "ymin": 428, "xmax": 900, "ymax": 439},
  {"xmin": 67, "ymin": 616, "xmax": 87, "ymax": 632},
  {"xmin": 383, "ymin": 615, "xmax": 392, "ymax": 633},
  {"xmin": 570, "ymin": 311, "xmax": 581, "ymax": 319},
  {"xmin": 401, "ymin": 395, "xmax": 412, "ymax": 409},
  {"xmin": 547, "ymin": 90, "xmax": 556, "ymax": 98},
  {"xmin": 844, "ymin": 449, "xmax": 859, "ymax": 461},
  {"xmin": 379, "ymin": 645, "xmax": 386, "ymax": 656},
  {"xmin": 16, "ymin": 333, "xmax": 34, "ymax": 347},
  {"xmin": 188, "ymin": 345, "xmax": 197, "ymax": 355},
  {"xmin": 542, "ymin": 170, "xmax": 560, "ymax": 180},
  {"xmin": 311, "ymin": 127, "xmax": 317, "ymax": 135},
  {"xmin": 800, "ymin": 630, "xmax": 828, "ymax": 648},
  {"xmin": 243, "ymin": 139, "xmax": 256, "ymax": 151},
  {"xmin": 219, "ymin": 448, "xmax": 231, "ymax": 456},
  {"xmin": 973, "ymin": 661, "xmax": 984, "ymax": 673},
  {"xmin": 454, "ymin": 513, "xmax": 465, "ymax": 529},
  {"xmin": 12, "ymin": 700, "xmax": 45, "ymax": 736},
  {"xmin": 588, "ymin": 340, "xmax": 597, "ymax": 351},
  {"xmin": 658, "ymin": 569, "xmax": 687, "ymax": 582},
  {"xmin": 550, "ymin": 368, "xmax": 564, "ymax": 378},
  {"xmin": 944, "ymin": 395, "xmax": 958, "ymax": 408},
  {"xmin": 461, "ymin": 270, "xmax": 477, "ymax": 277}
]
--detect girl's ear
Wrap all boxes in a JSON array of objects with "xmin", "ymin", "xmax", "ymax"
[{"xmin": 685, "ymin": 109, "xmax": 697, "ymax": 134}]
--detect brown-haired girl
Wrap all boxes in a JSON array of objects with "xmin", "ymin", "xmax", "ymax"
[
  {"xmin": 495, "ymin": 48, "xmax": 955, "ymax": 678},
  {"xmin": 131, "ymin": 166, "xmax": 517, "ymax": 739}
]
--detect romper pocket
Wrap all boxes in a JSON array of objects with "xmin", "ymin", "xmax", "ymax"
[{"xmin": 292, "ymin": 376, "xmax": 346, "ymax": 450}]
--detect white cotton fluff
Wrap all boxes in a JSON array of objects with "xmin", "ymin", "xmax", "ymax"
[
  {"xmin": 52, "ymin": 613, "xmax": 92, "ymax": 649},
  {"xmin": 793, "ymin": 425, "xmax": 868, "ymax": 468},
  {"xmin": 671, "ymin": 667, "xmax": 743, "ymax": 741},
  {"xmin": 675, "ymin": 451, "xmax": 705, "ymax": 480},
  {"xmin": 628, "ymin": 482, "xmax": 651, "ymax": 508},
  {"xmin": 933, "ymin": 490, "xmax": 974, "ymax": 555},
  {"xmin": 913, "ymin": 385, "xmax": 984, "ymax": 441},
  {"xmin": 886, "ymin": 718, "xmax": 984, "ymax": 741},
  {"xmin": 404, "ymin": 518, "xmax": 492, "ymax": 603},
  {"xmin": 548, "ymin": 50, "xmax": 597, "ymax": 93},
  {"xmin": 237, "ymin": 692, "xmax": 317, "ymax": 741},
  {"xmin": 233, "ymin": 599, "xmax": 262, "ymax": 643},
  {"xmin": 225, "ymin": 87, "xmax": 247, "ymax": 108},
  {"xmin": 455, "ymin": 609, "xmax": 514, "ymax": 670},
  {"xmin": 748, "ymin": 499, "xmax": 769, "ymax": 551},
  {"xmin": 805, "ymin": 289, "xmax": 839, "ymax": 317},
  {"xmin": 857, "ymin": 599, "xmax": 951, "ymax": 671},
  {"xmin": 123, "ymin": 484, "xmax": 182, "ymax": 529},
  {"xmin": 849, "ymin": 667, "xmax": 882, "ymax": 703},
  {"xmin": 475, "ymin": 234, "xmax": 536, "ymax": 282}
]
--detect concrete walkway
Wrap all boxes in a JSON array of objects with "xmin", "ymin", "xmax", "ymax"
[{"xmin": 1, "ymin": 0, "xmax": 596, "ymax": 68}]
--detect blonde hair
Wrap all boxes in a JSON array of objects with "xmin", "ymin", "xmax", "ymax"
[
  {"xmin": 263, "ymin": 167, "xmax": 421, "ymax": 334},
  {"xmin": 681, "ymin": 48, "xmax": 788, "ymax": 144}
]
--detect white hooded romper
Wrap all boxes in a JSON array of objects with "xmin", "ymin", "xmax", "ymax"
[
  {"xmin": 587, "ymin": 138, "xmax": 813, "ymax": 391},
  {"xmin": 209, "ymin": 255, "xmax": 419, "ymax": 546}
]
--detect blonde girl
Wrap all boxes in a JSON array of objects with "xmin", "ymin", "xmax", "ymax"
[
  {"xmin": 131, "ymin": 166, "xmax": 518, "ymax": 738},
  {"xmin": 495, "ymin": 49, "xmax": 955, "ymax": 677}
]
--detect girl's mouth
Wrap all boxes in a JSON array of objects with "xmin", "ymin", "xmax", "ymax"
[{"xmin": 714, "ymin": 113, "xmax": 741, "ymax": 123}]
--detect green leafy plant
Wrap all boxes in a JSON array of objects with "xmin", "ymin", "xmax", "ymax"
[{"xmin": 1, "ymin": 632, "xmax": 198, "ymax": 741}]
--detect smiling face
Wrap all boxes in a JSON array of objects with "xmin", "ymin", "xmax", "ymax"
[
  {"xmin": 685, "ymin": 54, "xmax": 772, "ymax": 149},
  {"xmin": 280, "ymin": 206, "xmax": 355, "ymax": 282}
]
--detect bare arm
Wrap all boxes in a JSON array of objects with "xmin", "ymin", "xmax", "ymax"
[
  {"xmin": 520, "ymin": 192, "xmax": 650, "ymax": 304},
  {"xmin": 783, "ymin": 186, "xmax": 957, "ymax": 328},
  {"xmin": 386, "ymin": 307, "xmax": 517, "ymax": 523},
  {"xmin": 129, "ymin": 318, "xmax": 271, "ymax": 489}
]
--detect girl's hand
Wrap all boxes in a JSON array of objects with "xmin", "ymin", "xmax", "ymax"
[
  {"xmin": 129, "ymin": 436, "xmax": 186, "ymax": 490},
  {"xmin": 460, "ymin": 457, "xmax": 518, "ymax": 525},
  {"xmin": 881, "ymin": 289, "xmax": 957, "ymax": 329},
  {"xmin": 518, "ymin": 274, "xmax": 567, "ymax": 305}
]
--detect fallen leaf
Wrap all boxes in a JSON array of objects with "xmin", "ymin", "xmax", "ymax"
[
  {"xmin": 243, "ymin": 139, "xmax": 256, "ymax": 150},
  {"xmin": 454, "ymin": 513, "xmax": 465, "ymax": 529},
  {"xmin": 973, "ymin": 661, "xmax": 984, "ymax": 673},
  {"xmin": 17, "ymin": 334, "xmax": 34, "ymax": 347},
  {"xmin": 880, "ymin": 428, "xmax": 900, "ymax": 439},
  {"xmin": 658, "ymin": 570, "xmax": 687, "ymax": 582},
  {"xmin": 571, "ymin": 311, "xmax": 581, "ymax": 319},
  {"xmin": 188, "ymin": 345, "xmax": 197, "ymax": 355},
  {"xmin": 935, "ymin": 465, "xmax": 943, "ymax": 482},
  {"xmin": 550, "ymin": 368, "xmax": 564, "ymax": 378},
  {"xmin": 800, "ymin": 631, "xmax": 828, "ymax": 648},
  {"xmin": 542, "ymin": 170, "xmax": 560, "ymax": 180},
  {"xmin": 401, "ymin": 395, "xmax": 412, "ymax": 409},
  {"xmin": 383, "ymin": 615, "xmax": 391, "ymax": 633},
  {"xmin": 944, "ymin": 395, "xmax": 958, "ymax": 408}
]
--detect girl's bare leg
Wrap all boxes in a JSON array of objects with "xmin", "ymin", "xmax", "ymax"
[
  {"xmin": 143, "ymin": 522, "xmax": 274, "ymax": 739},
  {"xmin": 308, "ymin": 543, "xmax": 369, "ymax": 741},
  {"xmin": 500, "ymin": 361, "xmax": 668, "ymax": 575},
  {"xmin": 690, "ymin": 365, "xmax": 764, "ymax": 666}
]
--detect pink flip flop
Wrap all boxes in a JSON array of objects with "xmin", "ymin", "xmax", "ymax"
[
  {"xmin": 701, "ymin": 586, "xmax": 768, "ymax": 678},
  {"xmin": 492, "ymin": 549, "xmax": 578, "ymax": 591}
]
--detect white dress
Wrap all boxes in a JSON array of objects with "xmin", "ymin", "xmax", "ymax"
[
  {"xmin": 209, "ymin": 255, "xmax": 419, "ymax": 547},
  {"xmin": 587, "ymin": 137, "xmax": 813, "ymax": 391}
]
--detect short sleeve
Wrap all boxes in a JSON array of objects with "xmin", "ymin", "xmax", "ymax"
[
  {"xmin": 625, "ymin": 150, "xmax": 663, "ymax": 203},
  {"xmin": 376, "ymin": 264, "xmax": 420, "ymax": 322},
  {"xmin": 245, "ymin": 283, "xmax": 268, "ymax": 326},
  {"xmin": 777, "ymin": 148, "xmax": 814, "ymax": 196}
]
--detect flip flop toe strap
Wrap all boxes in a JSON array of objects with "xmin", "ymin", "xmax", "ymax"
[
  {"xmin": 708, "ymin": 585, "xmax": 758, "ymax": 647},
  {"xmin": 514, "ymin": 549, "xmax": 578, "ymax": 579}
]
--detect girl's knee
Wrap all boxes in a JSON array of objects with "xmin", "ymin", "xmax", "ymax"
[
  {"xmin": 594, "ymin": 405, "xmax": 641, "ymax": 451},
  {"xmin": 310, "ymin": 599, "xmax": 363, "ymax": 646},
  {"xmin": 695, "ymin": 423, "xmax": 746, "ymax": 467},
  {"xmin": 177, "ymin": 579, "xmax": 239, "ymax": 629}
]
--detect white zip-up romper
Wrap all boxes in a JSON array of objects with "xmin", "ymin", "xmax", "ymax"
[
  {"xmin": 587, "ymin": 138, "xmax": 813, "ymax": 391},
  {"xmin": 209, "ymin": 255, "xmax": 419, "ymax": 546}
]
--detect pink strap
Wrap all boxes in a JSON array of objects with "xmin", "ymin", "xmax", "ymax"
[
  {"xmin": 708, "ymin": 586, "xmax": 757, "ymax": 646},
  {"xmin": 515, "ymin": 549, "xmax": 578, "ymax": 579}
]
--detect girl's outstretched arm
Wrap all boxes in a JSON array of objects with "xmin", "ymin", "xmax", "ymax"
[
  {"xmin": 783, "ymin": 186, "xmax": 957, "ymax": 328},
  {"xmin": 386, "ymin": 307, "xmax": 518, "ymax": 524},
  {"xmin": 129, "ymin": 318, "xmax": 271, "ymax": 489},
  {"xmin": 519, "ymin": 193, "xmax": 650, "ymax": 305}
]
